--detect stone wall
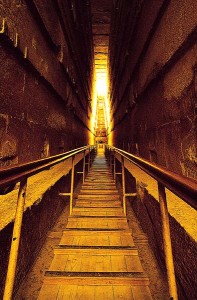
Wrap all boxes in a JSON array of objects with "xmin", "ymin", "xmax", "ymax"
[
  {"xmin": 109, "ymin": 0, "xmax": 197, "ymax": 179},
  {"xmin": 0, "ymin": 175, "xmax": 67, "ymax": 299},
  {"xmin": 130, "ymin": 191, "xmax": 197, "ymax": 300},
  {"xmin": 0, "ymin": 0, "xmax": 94, "ymax": 168},
  {"xmin": 0, "ymin": 158, "xmax": 84, "ymax": 299},
  {"xmin": 114, "ymin": 154, "xmax": 197, "ymax": 300}
]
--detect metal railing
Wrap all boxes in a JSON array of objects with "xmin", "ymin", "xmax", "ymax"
[
  {"xmin": 105, "ymin": 145, "xmax": 197, "ymax": 300},
  {"xmin": 0, "ymin": 145, "xmax": 95, "ymax": 300}
]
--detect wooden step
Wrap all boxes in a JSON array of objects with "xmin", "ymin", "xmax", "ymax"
[
  {"xmin": 38, "ymin": 283, "xmax": 152, "ymax": 299},
  {"xmin": 62, "ymin": 229, "xmax": 132, "ymax": 235},
  {"xmin": 86, "ymin": 173, "xmax": 112, "ymax": 176},
  {"xmin": 69, "ymin": 215, "xmax": 125, "ymax": 218},
  {"xmin": 49, "ymin": 251, "xmax": 143, "ymax": 272},
  {"xmin": 53, "ymin": 247, "xmax": 138, "ymax": 255},
  {"xmin": 83, "ymin": 182, "xmax": 116, "ymax": 186},
  {"xmin": 59, "ymin": 232, "xmax": 135, "ymax": 246},
  {"xmin": 77, "ymin": 194, "xmax": 120, "ymax": 199},
  {"xmin": 75, "ymin": 199, "xmax": 121, "ymax": 203},
  {"xmin": 72, "ymin": 207, "xmax": 124, "ymax": 216},
  {"xmin": 81, "ymin": 187, "xmax": 116, "ymax": 190},
  {"xmin": 85, "ymin": 179, "xmax": 113, "ymax": 181},
  {"xmin": 74, "ymin": 203, "xmax": 121, "ymax": 207},
  {"xmin": 42, "ymin": 275, "xmax": 150, "ymax": 285},
  {"xmin": 80, "ymin": 190, "xmax": 118, "ymax": 194},
  {"xmin": 72, "ymin": 207, "xmax": 123, "ymax": 211},
  {"xmin": 66, "ymin": 220, "xmax": 128, "ymax": 229},
  {"xmin": 38, "ymin": 151, "xmax": 153, "ymax": 300}
]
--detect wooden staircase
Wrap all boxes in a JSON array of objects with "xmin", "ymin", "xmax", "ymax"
[{"xmin": 38, "ymin": 151, "xmax": 153, "ymax": 299}]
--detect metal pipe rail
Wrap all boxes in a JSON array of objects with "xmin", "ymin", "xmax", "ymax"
[
  {"xmin": 105, "ymin": 145, "xmax": 197, "ymax": 300},
  {"xmin": 106, "ymin": 145, "xmax": 197, "ymax": 210},
  {"xmin": 0, "ymin": 146, "xmax": 94, "ymax": 189},
  {"xmin": 1, "ymin": 145, "xmax": 95, "ymax": 300}
]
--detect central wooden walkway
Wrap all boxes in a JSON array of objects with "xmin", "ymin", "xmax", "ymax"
[{"xmin": 38, "ymin": 151, "xmax": 153, "ymax": 299}]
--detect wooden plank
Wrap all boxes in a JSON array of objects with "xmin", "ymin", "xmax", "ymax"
[
  {"xmin": 50, "ymin": 254, "xmax": 69, "ymax": 271},
  {"xmin": 75, "ymin": 202, "xmax": 121, "ymax": 207},
  {"xmin": 77, "ymin": 194, "xmax": 120, "ymax": 199},
  {"xmin": 64, "ymin": 254, "xmax": 82, "ymax": 272},
  {"xmin": 53, "ymin": 249, "xmax": 138, "ymax": 255},
  {"xmin": 81, "ymin": 187, "xmax": 116, "ymax": 190},
  {"xmin": 85, "ymin": 177, "xmax": 113, "ymax": 179},
  {"xmin": 60, "ymin": 234, "xmax": 134, "ymax": 247},
  {"xmin": 72, "ymin": 207, "xmax": 123, "ymax": 212},
  {"xmin": 51, "ymin": 255, "xmax": 114, "ymax": 272},
  {"xmin": 95, "ymin": 285, "xmax": 114, "ymax": 299},
  {"xmin": 80, "ymin": 190, "xmax": 119, "ymax": 194},
  {"xmin": 59, "ymin": 233, "xmax": 135, "ymax": 247},
  {"xmin": 76, "ymin": 285, "xmax": 95, "ymax": 299},
  {"xmin": 121, "ymin": 235, "xmax": 135, "ymax": 246},
  {"xmin": 67, "ymin": 218, "xmax": 127, "ymax": 223},
  {"xmin": 43, "ymin": 276, "xmax": 150, "ymax": 286},
  {"xmin": 132, "ymin": 285, "xmax": 153, "ymax": 300},
  {"xmin": 71, "ymin": 211, "xmax": 124, "ymax": 217},
  {"xmin": 61, "ymin": 230, "xmax": 132, "ymax": 236},
  {"xmin": 59, "ymin": 235, "xmax": 75, "ymax": 245},
  {"xmin": 85, "ymin": 179, "xmax": 114, "ymax": 185},
  {"xmin": 75, "ymin": 199, "xmax": 121, "ymax": 203},
  {"xmin": 60, "ymin": 235, "xmax": 109, "ymax": 246},
  {"xmin": 113, "ymin": 285, "xmax": 134, "ymax": 300},
  {"xmin": 79, "ymin": 254, "xmax": 95, "ymax": 272},
  {"xmin": 82, "ymin": 183, "xmax": 116, "ymax": 187},
  {"xmin": 37, "ymin": 284, "xmax": 59, "ymax": 299},
  {"xmin": 66, "ymin": 220, "xmax": 128, "ymax": 229},
  {"xmin": 124, "ymin": 255, "xmax": 144, "ymax": 272},
  {"xmin": 57, "ymin": 284, "xmax": 78, "ymax": 298},
  {"xmin": 110, "ymin": 255, "xmax": 127, "ymax": 272},
  {"xmin": 108, "ymin": 235, "xmax": 121, "ymax": 246},
  {"xmin": 38, "ymin": 151, "xmax": 153, "ymax": 300}
]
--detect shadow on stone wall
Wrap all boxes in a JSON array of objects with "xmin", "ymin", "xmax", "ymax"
[
  {"xmin": 128, "ymin": 181, "xmax": 197, "ymax": 300},
  {"xmin": 0, "ymin": 159, "xmax": 84, "ymax": 299}
]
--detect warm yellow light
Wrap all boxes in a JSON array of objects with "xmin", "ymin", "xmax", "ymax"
[
  {"xmin": 96, "ymin": 78, "xmax": 107, "ymax": 96},
  {"xmin": 90, "ymin": 76, "xmax": 98, "ymax": 142},
  {"xmin": 90, "ymin": 69, "xmax": 113, "ymax": 144}
]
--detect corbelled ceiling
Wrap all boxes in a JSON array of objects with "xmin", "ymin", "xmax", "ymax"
[
  {"xmin": 91, "ymin": 0, "xmax": 112, "ymax": 78},
  {"xmin": 90, "ymin": 0, "xmax": 112, "ymax": 141}
]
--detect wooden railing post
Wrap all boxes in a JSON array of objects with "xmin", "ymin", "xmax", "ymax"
[
  {"xmin": 82, "ymin": 150, "xmax": 86, "ymax": 184},
  {"xmin": 88, "ymin": 148, "xmax": 91, "ymax": 172},
  {"xmin": 158, "ymin": 182, "xmax": 178, "ymax": 300},
  {"xmin": 121, "ymin": 156, "xmax": 126, "ymax": 215},
  {"xmin": 90, "ymin": 147, "xmax": 94, "ymax": 167},
  {"xmin": 106, "ymin": 147, "xmax": 110, "ymax": 166},
  {"xmin": 113, "ymin": 153, "xmax": 116, "ymax": 182},
  {"xmin": 70, "ymin": 155, "xmax": 75, "ymax": 215},
  {"xmin": 3, "ymin": 178, "xmax": 27, "ymax": 300}
]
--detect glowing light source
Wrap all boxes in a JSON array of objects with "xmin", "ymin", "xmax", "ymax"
[
  {"xmin": 90, "ymin": 68, "xmax": 112, "ymax": 144},
  {"xmin": 96, "ymin": 77, "xmax": 107, "ymax": 96}
]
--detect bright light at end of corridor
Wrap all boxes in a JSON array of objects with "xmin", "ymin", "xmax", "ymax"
[
  {"xmin": 96, "ymin": 78, "xmax": 107, "ymax": 96},
  {"xmin": 90, "ymin": 71, "xmax": 112, "ymax": 143}
]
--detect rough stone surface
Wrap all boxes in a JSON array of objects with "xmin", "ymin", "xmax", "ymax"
[
  {"xmin": 0, "ymin": 157, "xmax": 84, "ymax": 299},
  {"xmin": 113, "ymin": 153, "xmax": 197, "ymax": 299},
  {"xmin": 0, "ymin": 176, "xmax": 67, "ymax": 299},
  {"xmin": 130, "ymin": 193, "xmax": 197, "ymax": 300},
  {"xmin": 0, "ymin": 1, "xmax": 93, "ymax": 168},
  {"xmin": 109, "ymin": 0, "xmax": 197, "ymax": 180}
]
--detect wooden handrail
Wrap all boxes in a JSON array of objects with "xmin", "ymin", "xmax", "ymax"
[
  {"xmin": 0, "ymin": 146, "xmax": 93, "ymax": 189},
  {"xmin": 105, "ymin": 145, "xmax": 197, "ymax": 300},
  {"xmin": 1, "ymin": 145, "xmax": 95, "ymax": 300},
  {"xmin": 106, "ymin": 145, "xmax": 197, "ymax": 210}
]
